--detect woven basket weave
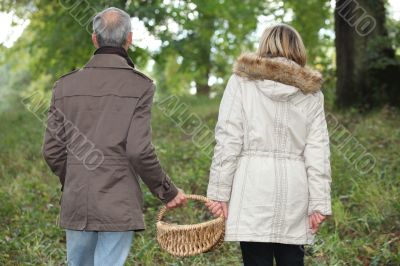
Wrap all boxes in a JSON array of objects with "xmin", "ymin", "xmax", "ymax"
[{"xmin": 156, "ymin": 194, "xmax": 225, "ymax": 257}]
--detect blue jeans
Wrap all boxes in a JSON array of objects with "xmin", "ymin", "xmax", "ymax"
[{"xmin": 66, "ymin": 230, "xmax": 134, "ymax": 266}]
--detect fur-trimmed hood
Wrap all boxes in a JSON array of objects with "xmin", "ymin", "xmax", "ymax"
[{"xmin": 233, "ymin": 53, "xmax": 323, "ymax": 94}]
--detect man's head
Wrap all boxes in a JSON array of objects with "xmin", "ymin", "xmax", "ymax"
[{"xmin": 92, "ymin": 7, "xmax": 132, "ymax": 50}]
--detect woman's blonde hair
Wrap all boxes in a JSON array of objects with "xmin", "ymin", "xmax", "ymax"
[{"xmin": 257, "ymin": 24, "xmax": 307, "ymax": 66}]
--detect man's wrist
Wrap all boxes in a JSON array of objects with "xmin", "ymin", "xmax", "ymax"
[{"xmin": 159, "ymin": 181, "xmax": 179, "ymax": 204}]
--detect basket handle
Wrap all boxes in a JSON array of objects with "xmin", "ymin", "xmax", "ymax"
[{"xmin": 156, "ymin": 194, "xmax": 210, "ymax": 222}]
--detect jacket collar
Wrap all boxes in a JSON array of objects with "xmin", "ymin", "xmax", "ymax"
[
  {"xmin": 233, "ymin": 53, "xmax": 323, "ymax": 93},
  {"xmin": 84, "ymin": 53, "xmax": 134, "ymax": 70}
]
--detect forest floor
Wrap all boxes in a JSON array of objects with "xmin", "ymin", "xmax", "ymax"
[{"xmin": 0, "ymin": 95, "xmax": 399, "ymax": 265}]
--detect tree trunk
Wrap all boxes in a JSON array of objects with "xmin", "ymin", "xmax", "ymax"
[
  {"xmin": 196, "ymin": 83, "xmax": 211, "ymax": 96},
  {"xmin": 335, "ymin": 0, "xmax": 400, "ymax": 108},
  {"xmin": 195, "ymin": 45, "xmax": 212, "ymax": 96},
  {"xmin": 196, "ymin": 67, "xmax": 211, "ymax": 96},
  {"xmin": 194, "ymin": 11, "xmax": 214, "ymax": 97}
]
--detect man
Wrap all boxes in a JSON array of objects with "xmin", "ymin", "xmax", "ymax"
[{"xmin": 42, "ymin": 7, "xmax": 186, "ymax": 266}]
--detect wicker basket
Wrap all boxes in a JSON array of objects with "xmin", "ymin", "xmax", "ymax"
[{"xmin": 156, "ymin": 194, "xmax": 225, "ymax": 257}]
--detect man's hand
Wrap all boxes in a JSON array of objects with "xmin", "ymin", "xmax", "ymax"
[
  {"xmin": 309, "ymin": 212, "xmax": 326, "ymax": 233},
  {"xmin": 166, "ymin": 189, "xmax": 187, "ymax": 209},
  {"xmin": 205, "ymin": 200, "xmax": 228, "ymax": 219}
]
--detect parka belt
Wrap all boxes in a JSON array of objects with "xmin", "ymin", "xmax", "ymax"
[{"xmin": 240, "ymin": 150, "xmax": 304, "ymax": 161}]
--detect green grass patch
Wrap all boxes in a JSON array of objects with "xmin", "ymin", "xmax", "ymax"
[{"xmin": 0, "ymin": 98, "xmax": 399, "ymax": 265}]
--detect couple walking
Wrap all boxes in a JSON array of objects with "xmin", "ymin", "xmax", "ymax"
[{"xmin": 43, "ymin": 7, "xmax": 332, "ymax": 266}]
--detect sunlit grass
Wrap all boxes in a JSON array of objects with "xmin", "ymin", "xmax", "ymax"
[{"xmin": 0, "ymin": 98, "xmax": 399, "ymax": 265}]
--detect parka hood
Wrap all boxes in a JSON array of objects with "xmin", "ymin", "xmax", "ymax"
[{"xmin": 233, "ymin": 53, "xmax": 323, "ymax": 99}]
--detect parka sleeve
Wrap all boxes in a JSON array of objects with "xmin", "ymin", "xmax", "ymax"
[
  {"xmin": 304, "ymin": 91, "xmax": 332, "ymax": 215},
  {"xmin": 207, "ymin": 75, "xmax": 244, "ymax": 202},
  {"xmin": 42, "ymin": 82, "xmax": 68, "ymax": 191},
  {"xmin": 126, "ymin": 83, "xmax": 179, "ymax": 204}
]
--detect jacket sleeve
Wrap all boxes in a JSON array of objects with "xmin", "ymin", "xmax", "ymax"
[
  {"xmin": 42, "ymin": 82, "xmax": 67, "ymax": 191},
  {"xmin": 304, "ymin": 91, "xmax": 332, "ymax": 215},
  {"xmin": 126, "ymin": 83, "xmax": 179, "ymax": 204},
  {"xmin": 207, "ymin": 75, "xmax": 244, "ymax": 202}
]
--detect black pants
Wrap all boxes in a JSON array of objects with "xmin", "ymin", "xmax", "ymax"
[{"xmin": 240, "ymin": 242, "xmax": 304, "ymax": 266}]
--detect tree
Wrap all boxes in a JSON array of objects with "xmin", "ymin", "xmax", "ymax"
[
  {"xmin": 284, "ymin": 0, "xmax": 332, "ymax": 64},
  {"xmin": 2, "ymin": 0, "xmax": 269, "ymax": 96},
  {"xmin": 1, "ymin": 0, "xmax": 150, "ymax": 80},
  {"xmin": 1, "ymin": 0, "xmax": 335, "ymax": 97},
  {"xmin": 129, "ymin": 0, "xmax": 269, "ymax": 95},
  {"xmin": 335, "ymin": 0, "xmax": 400, "ymax": 108}
]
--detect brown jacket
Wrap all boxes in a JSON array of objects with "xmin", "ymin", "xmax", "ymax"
[{"xmin": 42, "ymin": 53, "xmax": 178, "ymax": 231}]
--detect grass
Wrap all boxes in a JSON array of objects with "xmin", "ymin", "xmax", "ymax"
[{"xmin": 0, "ymin": 95, "xmax": 399, "ymax": 265}]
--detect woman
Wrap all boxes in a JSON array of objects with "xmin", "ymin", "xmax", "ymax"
[{"xmin": 206, "ymin": 24, "xmax": 332, "ymax": 266}]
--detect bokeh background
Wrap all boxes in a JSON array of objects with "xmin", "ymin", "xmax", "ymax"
[{"xmin": 0, "ymin": 0, "xmax": 399, "ymax": 265}]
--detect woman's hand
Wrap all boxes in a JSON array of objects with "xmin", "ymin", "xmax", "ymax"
[
  {"xmin": 205, "ymin": 200, "xmax": 228, "ymax": 219},
  {"xmin": 309, "ymin": 212, "xmax": 326, "ymax": 233}
]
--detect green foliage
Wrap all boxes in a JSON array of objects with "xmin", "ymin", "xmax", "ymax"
[
  {"xmin": 0, "ymin": 0, "xmax": 151, "ymax": 86},
  {"xmin": 0, "ymin": 0, "xmax": 269, "ymax": 95},
  {"xmin": 0, "ymin": 40, "xmax": 32, "ymax": 112},
  {"xmin": 387, "ymin": 18, "xmax": 400, "ymax": 56},
  {"xmin": 334, "ymin": 0, "xmax": 400, "ymax": 108},
  {"xmin": 128, "ymin": 0, "xmax": 270, "ymax": 94},
  {"xmin": 1, "ymin": 0, "xmax": 337, "ymax": 96},
  {"xmin": 284, "ymin": 0, "xmax": 333, "ymax": 64}
]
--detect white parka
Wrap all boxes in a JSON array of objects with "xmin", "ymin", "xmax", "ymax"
[{"xmin": 207, "ymin": 53, "xmax": 332, "ymax": 245}]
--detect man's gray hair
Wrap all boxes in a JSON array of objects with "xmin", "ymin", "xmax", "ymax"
[{"xmin": 93, "ymin": 7, "xmax": 132, "ymax": 47}]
